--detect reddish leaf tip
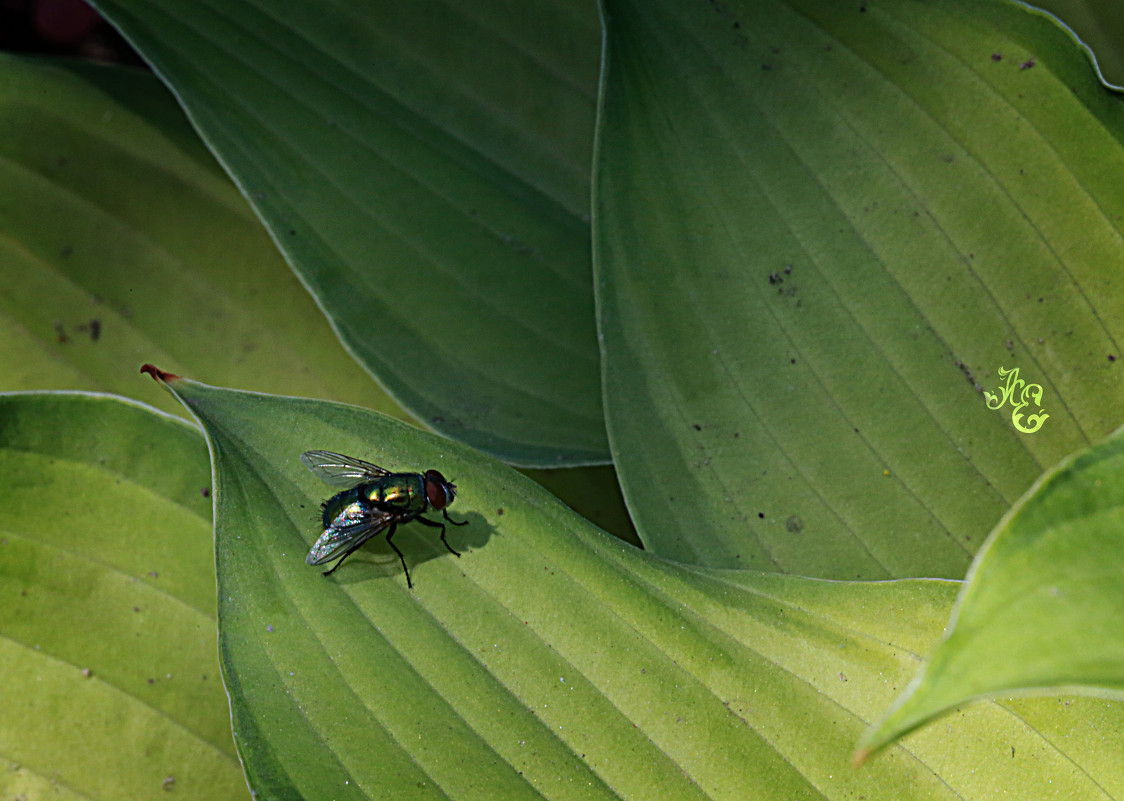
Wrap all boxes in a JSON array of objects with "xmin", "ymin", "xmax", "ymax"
[{"xmin": 140, "ymin": 363, "xmax": 180, "ymax": 383}]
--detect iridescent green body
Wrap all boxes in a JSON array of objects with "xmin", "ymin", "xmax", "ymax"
[{"xmin": 320, "ymin": 473, "xmax": 429, "ymax": 528}]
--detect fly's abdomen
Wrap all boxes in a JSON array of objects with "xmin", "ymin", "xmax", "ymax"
[
  {"xmin": 365, "ymin": 474, "xmax": 427, "ymax": 515},
  {"xmin": 321, "ymin": 487, "xmax": 366, "ymax": 527}
]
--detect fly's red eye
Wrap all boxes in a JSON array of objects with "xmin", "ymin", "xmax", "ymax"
[{"xmin": 424, "ymin": 469, "xmax": 450, "ymax": 509}]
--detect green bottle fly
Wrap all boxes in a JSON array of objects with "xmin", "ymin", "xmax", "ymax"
[{"xmin": 301, "ymin": 450, "xmax": 467, "ymax": 588}]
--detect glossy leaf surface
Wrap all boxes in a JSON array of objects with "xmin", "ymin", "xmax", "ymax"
[
  {"xmin": 0, "ymin": 392, "xmax": 245, "ymax": 801},
  {"xmin": 0, "ymin": 54, "xmax": 406, "ymax": 423},
  {"xmin": 153, "ymin": 373, "xmax": 1124, "ymax": 800},
  {"xmin": 91, "ymin": 0, "xmax": 608, "ymax": 465},
  {"xmin": 595, "ymin": 0, "xmax": 1124, "ymax": 577},
  {"xmin": 861, "ymin": 421, "xmax": 1124, "ymax": 756}
]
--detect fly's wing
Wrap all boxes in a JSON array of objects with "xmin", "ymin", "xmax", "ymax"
[
  {"xmin": 305, "ymin": 506, "xmax": 395, "ymax": 565},
  {"xmin": 300, "ymin": 450, "xmax": 390, "ymax": 488}
]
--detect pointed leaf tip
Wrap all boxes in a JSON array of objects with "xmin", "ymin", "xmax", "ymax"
[{"xmin": 140, "ymin": 363, "xmax": 180, "ymax": 383}]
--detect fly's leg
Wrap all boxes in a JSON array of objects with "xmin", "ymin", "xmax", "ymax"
[
  {"xmin": 415, "ymin": 515, "xmax": 461, "ymax": 558},
  {"xmin": 443, "ymin": 509, "xmax": 469, "ymax": 527},
  {"xmin": 383, "ymin": 523, "xmax": 412, "ymax": 588},
  {"xmin": 323, "ymin": 539, "xmax": 368, "ymax": 576}
]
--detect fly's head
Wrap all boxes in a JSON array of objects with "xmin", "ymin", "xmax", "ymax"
[{"xmin": 423, "ymin": 469, "xmax": 457, "ymax": 510}]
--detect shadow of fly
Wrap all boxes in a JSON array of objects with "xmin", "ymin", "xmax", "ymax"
[{"xmin": 300, "ymin": 450, "xmax": 467, "ymax": 588}]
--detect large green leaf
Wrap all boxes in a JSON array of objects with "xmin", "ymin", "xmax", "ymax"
[
  {"xmin": 90, "ymin": 0, "xmax": 608, "ymax": 466},
  {"xmin": 150, "ymin": 370, "xmax": 1124, "ymax": 799},
  {"xmin": 860, "ymin": 421, "xmax": 1124, "ymax": 757},
  {"xmin": 595, "ymin": 0, "xmax": 1124, "ymax": 577},
  {"xmin": 0, "ymin": 392, "xmax": 245, "ymax": 800},
  {"xmin": 0, "ymin": 54, "xmax": 406, "ymax": 423}
]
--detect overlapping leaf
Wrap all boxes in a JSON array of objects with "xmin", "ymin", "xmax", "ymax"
[
  {"xmin": 861, "ymin": 420, "xmax": 1124, "ymax": 756},
  {"xmin": 595, "ymin": 0, "xmax": 1124, "ymax": 577},
  {"xmin": 0, "ymin": 393, "xmax": 245, "ymax": 801},
  {"xmin": 90, "ymin": 0, "xmax": 608, "ymax": 465},
  {"xmin": 1033, "ymin": 0, "xmax": 1124, "ymax": 86},
  {"xmin": 154, "ymin": 372, "xmax": 1124, "ymax": 800}
]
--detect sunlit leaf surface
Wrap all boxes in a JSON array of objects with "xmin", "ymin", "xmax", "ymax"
[
  {"xmin": 861, "ymin": 421, "xmax": 1124, "ymax": 757},
  {"xmin": 152, "ymin": 372, "xmax": 1124, "ymax": 800},
  {"xmin": 0, "ymin": 392, "xmax": 245, "ymax": 801},
  {"xmin": 0, "ymin": 54, "xmax": 406, "ymax": 423}
]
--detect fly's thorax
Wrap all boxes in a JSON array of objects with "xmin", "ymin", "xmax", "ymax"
[{"xmin": 364, "ymin": 473, "xmax": 428, "ymax": 514}]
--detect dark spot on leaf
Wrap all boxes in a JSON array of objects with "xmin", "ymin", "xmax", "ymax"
[
  {"xmin": 757, "ymin": 512, "xmax": 765, "ymax": 519},
  {"xmin": 785, "ymin": 515, "xmax": 804, "ymax": 533},
  {"xmin": 991, "ymin": 53, "xmax": 1002, "ymax": 62},
  {"xmin": 1020, "ymin": 58, "xmax": 1035, "ymax": 70}
]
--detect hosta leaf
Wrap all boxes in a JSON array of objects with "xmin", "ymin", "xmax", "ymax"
[
  {"xmin": 860, "ymin": 422, "xmax": 1124, "ymax": 757},
  {"xmin": 0, "ymin": 54, "xmax": 406, "ymax": 423},
  {"xmin": 90, "ymin": 0, "xmax": 608, "ymax": 466},
  {"xmin": 595, "ymin": 0, "xmax": 1124, "ymax": 576},
  {"xmin": 0, "ymin": 392, "xmax": 245, "ymax": 801},
  {"xmin": 149, "ymin": 370, "xmax": 1124, "ymax": 799}
]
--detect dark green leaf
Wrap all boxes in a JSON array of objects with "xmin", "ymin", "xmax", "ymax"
[{"xmin": 91, "ymin": 0, "xmax": 608, "ymax": 465}]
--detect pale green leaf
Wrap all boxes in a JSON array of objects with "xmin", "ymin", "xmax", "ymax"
[
  {"xmin": 0, "ymin": 54, "xmax": 407, "ymax": 423},
  {"xmin": 0, "ymin": 392, "xmax": 245, "ymax": 801},
  {"xmin": 151, "ymin": 372, "xmax": 1124, "ymax": 800},
  {"xmin": 90, "ymin": 0, "xmax": 608, "ymax": 466},
  {"xmin": 595, "ymin": 0, "xmax": 1124, "ymax": 577},
  {"xmin": 860, "ymin": 422, "xmax": 1124, "ymax": 758}
]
